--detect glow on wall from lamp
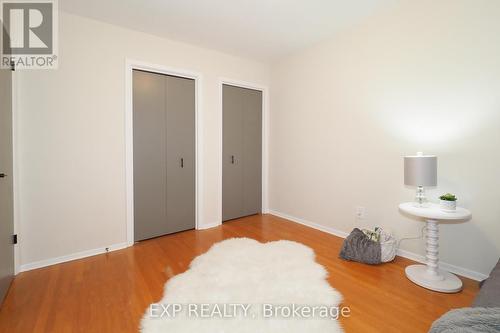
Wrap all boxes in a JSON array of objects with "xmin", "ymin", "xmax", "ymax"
[{"xmin": 373, "ymin": 94, "xmax": 496, "ymax": 145}]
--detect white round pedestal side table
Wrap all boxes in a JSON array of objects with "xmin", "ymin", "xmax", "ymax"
[{"xmin": 399, "ymin": 202, "xmax": 472, "ymax": 293}]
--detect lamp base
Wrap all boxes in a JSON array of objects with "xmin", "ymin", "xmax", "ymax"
[{"xmin": 414, "ymin": 186, "xmax": 427, "ymax": 207}]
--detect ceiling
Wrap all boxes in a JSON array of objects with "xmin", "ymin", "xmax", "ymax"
[{"xmin": 60, "ymin": 0, "xmax": 396, "ymax": 62}]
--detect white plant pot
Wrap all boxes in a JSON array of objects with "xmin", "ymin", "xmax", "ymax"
[{"xmin": 440, "ymin": 200, "xmax": 457, "ymax": 212}]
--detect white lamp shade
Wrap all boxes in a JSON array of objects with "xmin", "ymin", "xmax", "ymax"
[{"xmin": 404, "ymin": 155, "xmax": 437, "ymax": 187}]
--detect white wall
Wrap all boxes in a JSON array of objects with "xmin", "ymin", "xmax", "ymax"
[
  {"xmin": 269, "ymin": 0, "xmax": 500, "ymax": 278},
  {"xmin": 16, "ymin": 12, "xmax": 269, "ymax": 267},
  {"xmin": 17, "ymin": 1, "xmax": 500, "ymax": 278}
]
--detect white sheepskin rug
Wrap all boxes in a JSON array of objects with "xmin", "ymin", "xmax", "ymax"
[{"xmin": 141, "ymin": 238, "xmax": 344, "ymax": 333}]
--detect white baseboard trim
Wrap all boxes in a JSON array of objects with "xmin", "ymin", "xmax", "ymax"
[
  {"xmin": 197, "ymin": 222, "xmax": 221, "ymax": 230},
  {"xmin": 19, "ymin": 242, "xmax": 128, "ymax": 272},
  {"xmin": 269, "ymin": 210, "xmax": 349, "ymax": 239},
  {"xmin": 19, "ymin": 221, "xmax": 224, "ymax": 273},
  {"xmin": 268, "ymin": 210, "xmax": 487, "ymax": 282}
]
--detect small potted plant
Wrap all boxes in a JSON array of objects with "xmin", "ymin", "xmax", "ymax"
[{"xmin": 440, "ymin": 193, "xmax": 457, "ymax": 212}]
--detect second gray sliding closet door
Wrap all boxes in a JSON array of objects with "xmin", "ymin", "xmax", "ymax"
[
  {"xmin": 165, "ymin": 76, "xmax": 195, "ymax": 234},
  {"xmin": 133, "ymin": 70, "xmax": 195, "ymax": 241},
  {"xmin": 222, "ymin": 84, "xmax": 262, "ymax": 222}
]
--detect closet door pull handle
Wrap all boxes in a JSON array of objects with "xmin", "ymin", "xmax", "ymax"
[
  {"xmin": 231, "ymin": 155, "xmax": 235, "ymax": 164},
  {"xmin": 181, "ymin": 158, "xmax": 184, "ymax": 168}
]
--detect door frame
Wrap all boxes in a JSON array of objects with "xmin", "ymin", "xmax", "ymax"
[
  {"xmin": 218, "ymin": 78, "xmax": 269, "ymax": 223},
  {"xmin": 125, "ymin": 59, "xmax": 203, "ymax": 246}
]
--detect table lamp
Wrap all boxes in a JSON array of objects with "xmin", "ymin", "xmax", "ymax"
[{"xmin": 404, "ymin": 152, "xmax": 437, "ymax": 207}]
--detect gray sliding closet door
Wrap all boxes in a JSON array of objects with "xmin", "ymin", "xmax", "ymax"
[
  {"xmin": 133, "ymin": 70, "xmax": 195, "ymax": 241},
  {"xmin": 165, "ymin": 76, "xmax": 196, "ymax": 234},
  {"xmin": 0, "ymin": 68, "xmax": 14, "ymax": 304},
  {"xmin": 133, "ymin": 71, "xmax": 167, "ymax": 240},
  {"xmin": 222, "ymin": 85, "xmax": 244, "ymax": 221},
  {"xmin": 222, "ymin": 84, "xmax": 262, "ymax": 221}
]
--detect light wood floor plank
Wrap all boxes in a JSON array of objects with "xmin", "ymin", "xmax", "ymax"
[{"xmin": 0, "ymin": 214, "xmax": 478, "ymax": 332}]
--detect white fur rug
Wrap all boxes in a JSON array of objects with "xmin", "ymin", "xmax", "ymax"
[{"xmin": 141, "ymin": 238, "xmax": 343, "ymax": 333}]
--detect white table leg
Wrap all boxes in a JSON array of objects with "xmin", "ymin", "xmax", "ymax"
[
  {"xmin": 425, "ymin": 220, "xmax": 441, "ymax": 279},
  {"xmin": 405, "ymin": 219, "xmax": 463, "ymax": 293}
]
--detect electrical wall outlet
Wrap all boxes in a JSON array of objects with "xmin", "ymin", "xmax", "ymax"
[{"xmin": 355, "ymin": 206, "xmax": 366, "ymax": 219}]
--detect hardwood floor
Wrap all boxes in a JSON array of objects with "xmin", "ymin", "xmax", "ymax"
[{"xmin": 0, "ymin": 214, "xmax": 478, "ymax": 332}]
